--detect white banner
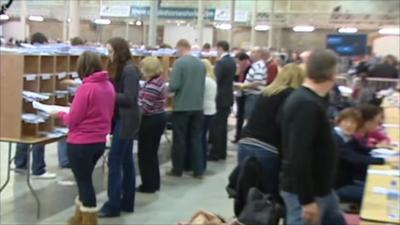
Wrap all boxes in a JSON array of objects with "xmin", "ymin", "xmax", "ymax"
[
  {"xmin": 100, "ymin": 5, "xmax": 131, "ymax": 17},
  {"xmin": 214, "ymin": 9, "xmax": 249, "ymax": 22}
]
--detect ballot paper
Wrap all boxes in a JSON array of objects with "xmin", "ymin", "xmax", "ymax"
[
  {"xmin": 22, "ymin": 113, "xmax": 46, "ymax": 124},
  {"xmin": 368, "ymin": 169, "xmax": 400, "ymax": 177},
  {"xmin": 32, "ymin": 101, "xmax": 70, "ymax": 114},
  {"xmin": 370, "ymin": 148, "xmax": 400, "ymax": 158},
  {"xmin": 54, "ymin": 127, "xmax": 69, "ymax": 134},
  {"xmin": 22, "ymin": 91, "xmax": 50, "ymax": 102}
]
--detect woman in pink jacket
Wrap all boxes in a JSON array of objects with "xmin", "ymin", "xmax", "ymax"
[{"xmin": 57, "ymin": 51, "xmax": 115, "ymax": 225}]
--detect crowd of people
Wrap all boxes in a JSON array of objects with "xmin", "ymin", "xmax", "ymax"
[{"xmin": 6, "ymin": 32, "xmax": 400, "ymax": 225}]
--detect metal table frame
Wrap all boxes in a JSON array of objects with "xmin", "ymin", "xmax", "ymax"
[{"xmin": 0, "ymin": 136, "xmax": 65, "ymax": 219}]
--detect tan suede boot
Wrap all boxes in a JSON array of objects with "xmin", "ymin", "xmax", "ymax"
[
  {"xmin": 81, "ymin": 206, "xmax": 98, "ymax": 225},
  {"xmin": 68, "ymin": 197, "xmax": 82, "ymax": 225}
]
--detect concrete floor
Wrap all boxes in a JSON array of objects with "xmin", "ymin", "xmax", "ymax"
[{"xmin": 0, "ymin": 121, "xmax": 238, "ymax": 225}]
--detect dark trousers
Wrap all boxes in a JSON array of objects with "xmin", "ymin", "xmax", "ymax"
[
  {"xmin": 138, "ymin": 113, "xmax": 167, "ymax": 192},
  {"xmin": 336, "ymin": 180, "xmax": 364, "ymax": 204},
  {"xmin": 171, "ymin": 111, "xmax": 204, "ymax": 176},
  {"xmin": 15, "ymin": 144, "xmax": 46, "ymax": 175},
  {"xmin": 102, "ymin": 120, "xmax": 135, "ymax": 215},
  {"xmin": 209, "ymin": 107, "xmax": 231, "ymax": 159},
  {"xmin": 202, "ymin": 115, "xmax": 214, "ymax": 170},
  {"xmin": 68, "ymin": 143, "xmax": 105, "ymax": 208},
  {"xmin": 234, "ymin": 95, "xmax": 246, "ymax": 141},
  {"xmin": 238, "ymin": 143, "xmax": 280, "ymax": 200}
]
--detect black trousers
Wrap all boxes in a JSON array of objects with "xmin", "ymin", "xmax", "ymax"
[
  {"xmin": 67, "ymin": 143, "xmax": 105, "ymax": 207},
  {"xmin": 234, "ymin": 95, "xmax": 246, "ymax": 141},
  {"xmin": 209, "ymin": 107, "xmax": 231, "ymax": 159},
  {"xmin": 138, "ymin": 113, "xmax": 167, "ymax": 192},
  {"xmin": 171, "ymin": 111, "xmax": 204, "ymax": 176}
]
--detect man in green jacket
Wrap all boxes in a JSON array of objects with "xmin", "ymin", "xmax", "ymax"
[{"xmin": 168, "ymin": 39, "xmax": 206, "ymax": 178}]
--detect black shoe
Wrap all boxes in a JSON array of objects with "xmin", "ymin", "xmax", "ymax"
[
  {"xmin": 98, "ymin": 210, "xmax": 120, "ymax": 218},
  {"xmin": 207, "ymin": 155, "xmax": 219, "ymax": 162},
  {"xmin": 193, "ymin": 174, "xmax": 204, "ymax": 179},
  {"xmin": 137, "ymin": 186, "xmax": 156, "ymax": 194},
  {"xmin": 166, "ymin": 170, "xmax": 182, "ymax": 177}
]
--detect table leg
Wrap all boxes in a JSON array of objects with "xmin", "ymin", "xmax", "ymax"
[
  {"xmin": 26, "ymin": 145, "xmax": 41, "ymax": 219},
  {"xmin": 0, "ymin": 142, "xmax": 12, "ymax": 192}
]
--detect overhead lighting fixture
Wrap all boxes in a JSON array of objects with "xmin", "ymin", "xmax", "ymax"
[
  {"xmin": 135, "ymin": 20, "xmax": 142, "ymax": 26},
  {"xmin": 67, "ymin": 18, "xmax": 71, "ymax": 23},
  {"xmin": 128, "ymin": 21, "xmax": 135, "ymax": 25},
  {"xmin": 293, "ymin": 25, "xmax": 315, "ymax": 32},
  {"xmin": 216, "ymin": 23, "xmax": 232, "ymax": 30},
  {"xmin": 254, "ymin": 25, "xmax": 271, "ymax": 31},
  {"xmin": 338, "ymin": 27, "xmax": 358, "ymax": 33},
  {"xmin": 28, "ymin": 15, "xmax": 44, "ymax": 22},
  {"xmin": 0, "ymin": 14, "xmax": 10, "ymax": 21},
  {"xmin": 93, "ymin": 18, "xmax": 111, "ymax": 25},
  {"xmin": 378, "ymin": 27, "xmax": 400, "ymax": 35}
]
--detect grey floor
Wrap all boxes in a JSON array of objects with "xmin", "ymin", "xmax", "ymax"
[{"xmin": 0, "ymin": 119, "xmax": 238, "ymax": 225}]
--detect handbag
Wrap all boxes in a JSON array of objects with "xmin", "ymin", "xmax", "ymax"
[{"xmin": 238, "ymin": 187, "xmax": 283, "ymax": 225}]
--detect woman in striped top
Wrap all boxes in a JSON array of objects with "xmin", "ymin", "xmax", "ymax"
[{"xmin": 137, "ymin": 57, "xmax": 167, "ymax": 193}]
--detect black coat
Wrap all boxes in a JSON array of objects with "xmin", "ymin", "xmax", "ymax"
[
  {"xmin": 113, "ymin": 62, "xmax": 141, "ymax": 139},
  {"xmin": 215, "ymin": 54, "xmax": 237, "ymax": 108}
]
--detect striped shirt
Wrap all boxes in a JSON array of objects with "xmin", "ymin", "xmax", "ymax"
[
  {"xmin": 139, "ymin": 75, "xmax": 167, "ymax": 116},
  {"xmin": 244, "ymin": 60, "xmax": 267, "ymax": 95}
]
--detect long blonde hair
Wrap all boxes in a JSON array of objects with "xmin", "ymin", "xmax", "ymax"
[
  {"xmin": 201, "ymin": 59, "xmax": 216, "ymax": 80},
  {"xmin": 262, "ymin": 63, "xmax": 305, "ymax": 96}
]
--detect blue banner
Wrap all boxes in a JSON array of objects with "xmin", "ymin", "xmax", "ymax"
[{"xmin": 130, "ymin": 6, "xmax": 215, "ymax": 20}]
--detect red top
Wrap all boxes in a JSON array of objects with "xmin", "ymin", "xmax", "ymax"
[{"xmin": 266, "ymin": 59, "xmax": 279, "ymax": 85}]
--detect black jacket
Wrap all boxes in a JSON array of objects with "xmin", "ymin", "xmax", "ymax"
[
  {"xmin": 242, "ymin": 88, "xmax": 293, "ymax": 150},
  {"xmin": 215, "ymin": 54, "xmax": 236, "ymax": 108},
  {"xmin": 369, "ymin": 63, "xmax": 399, "ymax": 79},
  {"xmin": 280, "ymin": 87, "xmax": 337, "ymax": 205},
  {"xmin": 113, "ymin": 62, "xmax": 141, "ymax": 139},
  {"xmin": 334, "ymin": 132, "xmax": 384, "ymax": 188}
]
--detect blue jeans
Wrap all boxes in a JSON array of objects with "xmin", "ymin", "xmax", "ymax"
[
  {"xmin": 101, "ymin": 120, "xmax": 136, "ymax": 215},
  {"xmin": 14, "ymin": 144, "xmax": 46, "ymax": 175},
  {"xmin": 336, "ymin": 180, "xmax": 364, "ymax": 203},
  {"xmin": 57, "ymin": 139, "xmax": 70, "ymax": 168},
  {"xmin": 244, "ymin": 94, "xmax": 260, "ymax": 119},
  {"xmin": 238, "ymin": 143, "xmax": 280, "ymax": 199},
  {"xmin": 280, "ymin": 190, "xmax": 347, "ymax": 225}
]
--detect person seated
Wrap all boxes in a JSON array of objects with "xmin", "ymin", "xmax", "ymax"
[
  {"xmin": 355, "ymin": 106, "xmax": 391, "ymax": 148},
  {"xmin": 334, "ymin": 107, "xmax": 398, "ymax": 204}
]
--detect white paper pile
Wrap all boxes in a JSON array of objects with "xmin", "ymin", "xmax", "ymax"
[
  {"xmin": 22, "ymin": 91, "xmax": 50, "ymax": 102},
  {"xmin": 371, "ymin": 148, "xmax": 400, "ymax": 158},
  {"xmin": 22, "ymin": 113, "xmax": 46, "ymax": 124},
  {"xmin": 32, "ymin": 101, "xmax": 70, "ymax": 114},
  {"xmin": 54, "ymin": 127, "xmax": 69, "ymax": 134}
]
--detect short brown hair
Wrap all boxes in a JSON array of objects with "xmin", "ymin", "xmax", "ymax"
[
  {"xmin": 358, "ymin": 104, "xmax": 382, "ymax": 122},
  {"xmin": 176, "ymin": 39, "xmax": 191, "ymax": 49},
  {"xmin": 336, "ymin": 108, "xmax": 363, "ymax": 129},
  {"xmin": 307, "ymin": 49, "xmax": 338, "ymax": 83},
  {"xmin": 77, "ymin": 51, "xmax": 103, "ymax": 79}
]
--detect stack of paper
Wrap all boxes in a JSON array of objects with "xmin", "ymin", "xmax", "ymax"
[
  {"xmin": 371, "ymin": 148, "xmax": 400, "ymax": 158},
  {"xmin": 22, "ymin": 91, "xmax": 50, "ymax": 102},
  {"xmin": 22, "ymin": 113, "xmax": 46, "ymax": 124},
  {"xmin": 32, "ymin": 101, "xmax": 70, "ymax": 114},
  {"xmin": 54, "ymin": 127, "xmax": 69, "ymax": 134}
]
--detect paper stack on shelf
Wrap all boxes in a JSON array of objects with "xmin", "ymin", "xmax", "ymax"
[
  {"xmin": 22, "ymin": 113, "xmax": 46, "ymax": 124},
  {"xmin": 23, "ymin": 91, "xmax": 50, "ymax": 102},
  {"xmin": 370, "ymin": 148, "xmax": 400, "ymax": 158},
  {"xmin": 54, "ymin": 127, "xmax": 69, "ymax": 134}
]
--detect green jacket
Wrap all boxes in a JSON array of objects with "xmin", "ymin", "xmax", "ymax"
[{"xmin": 169, "ymin": 55, "xmax": 206, "ymax": 111}]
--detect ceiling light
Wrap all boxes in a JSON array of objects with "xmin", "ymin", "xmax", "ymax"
[
  {"xmin": 135, "ymin": 20, "xmax": 142, "ymax": 26},
  {"xmin": 254, "ymin": 25, "xmax": 271, "ymax": 31},
  {"xmin": 338, "ymin": 27, "xmax": 358, "ymax": 33},
  {"xmin": 128, "ymin": 21, "xmax": 134, "ymax": 25},
  {"xmin": 293, "ymin": 25, "xmax": 315, "ymax": 32},
  {"xmin": 67, "ymin": 18, "xmax": 71, "ymax": 23},
  {"xmin": 378, "ymin": 27, "xmax": 400, "ymax": 35},
  {"xmin": 93, "ymin": 18, "xmax": 111, "ymax": 25},
  {"xmin": 28, "ymin": 15, "xmax": 44, "ymax": 22},
  {"xmin": 0, "ymin": 14, "xmax": 10, "ymax": 21},
  {"xmin": 216, "ymin": 23, "xmax": 232, "ymax": 30}
]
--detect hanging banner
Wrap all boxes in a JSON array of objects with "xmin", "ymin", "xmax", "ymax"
[
  {"xmin": 100, "ymin": 5, "xmax": 131, "ymax": 17},
  {"xmin": 130, "ymin": 6, "xmax": 215, "ymax": 20},
  {"xmin": 214, "ymin": 9, "xmax": 249, "ymax": 22}
]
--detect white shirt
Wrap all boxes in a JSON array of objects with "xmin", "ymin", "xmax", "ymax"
[
  {"xmin": 244, "ymin": 60, "xmax": 267, "ymax": 95},
  {"xmin": 203, "ymin": 76, "xmax": 217, "ymax": 115}
]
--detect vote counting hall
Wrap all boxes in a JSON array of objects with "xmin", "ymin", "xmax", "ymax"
[{"xmin": 0, "ymin": 0, "xmax": 399, "ymax": 225}]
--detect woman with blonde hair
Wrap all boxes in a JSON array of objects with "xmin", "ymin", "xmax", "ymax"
[
  {"xmin": 201, "ymin": 59, "xmax": 217, "ymax": 170},
  {"xmin": 137, "ymin": 56, "xmax": 167, "ymax": 193},
  {"xmin": 238, "ymin": 63, "xmax": 305, "ymax": 200}
]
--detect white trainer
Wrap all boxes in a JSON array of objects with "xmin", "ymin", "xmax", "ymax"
[{"xmin": 31, "ymin": 172, "xmax": 57, "ymax": 179}]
